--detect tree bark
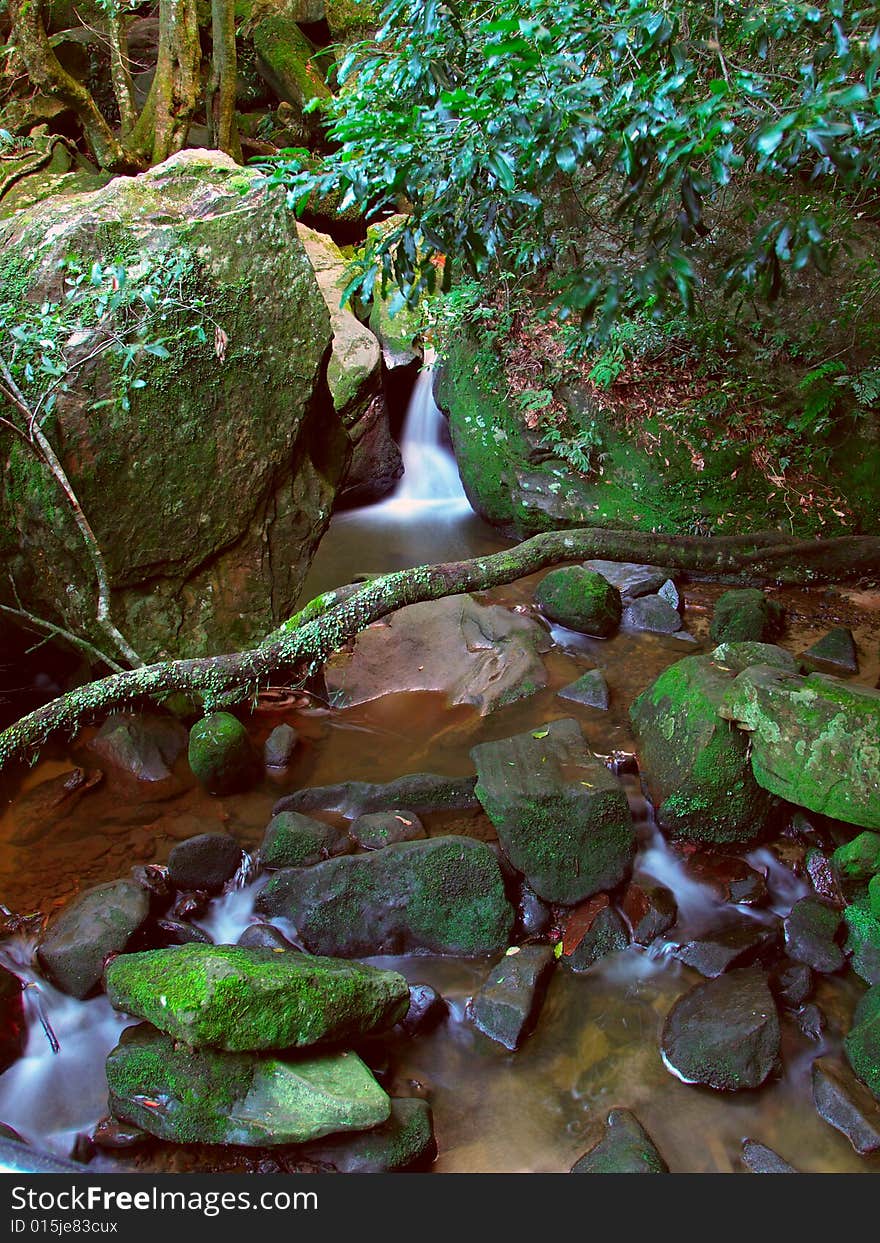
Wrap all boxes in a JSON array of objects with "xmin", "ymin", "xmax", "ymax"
[
  {"xmin": 0, "ymin": 526, "xmax": 877, "ymax": 772},
  {"xmin": 130, "ymin": 0, "xmax": 202, "ymax": 165},
  {"xmin": 209, "ymin": 0, "xmax": 241, "ymax": 159}
]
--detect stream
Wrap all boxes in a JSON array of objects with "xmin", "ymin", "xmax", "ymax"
[{"xmin": 0, "ymin": 365, "xmax": 878, "ymax": 1174}]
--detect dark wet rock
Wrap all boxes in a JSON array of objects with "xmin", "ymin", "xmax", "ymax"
[
  {"xmin": 153, "ymin": 919, "xmax": 212, "ymax": 947},
  {"xmin": 107, "ymin": 1024, "xmax": 389, "ymax": 1146},
  {"xmin": 741, "ymin": 1139, "xmax": 797, "ymax": 1173},
  {"xmin": 274, "ymin": 773, "xmax": 479, "ymax": 820},
  {"xmin": 399, "ymin": 984, "xmax": 446, "ymax": 1037},
  {"xmin": 88, "ymin": 713, "xmax": 187, "ymax": 783},
  {"xmin": 557, "ymin": 669, "xmax": 610, "ymax": 710},
  {"xmin": 0, "ymin": 964, "xmax": 25, "ymax": 1074},
  {"xmin": 256, "ymin": 837, "xmax": 514, "ymax": 958},
  {"xmin": 470, "ymin": 946, "xmax": 555, "ymax": 1050},
  {"xmin": 169, "ymin": 891, "xmax": 209, "ymax": 923},
  {"xmin": 259, "ymin": 810, "xmax": 351, "ymax": 870},
  {"xmin": 812, "ymin": 1057, "xmax": 880, "ymax": 1153},
  {"xmin": 670, "ymin": 917, "xmax": 781, "ymax": 978},
  {"xmin": 167, "ymin": 833, "xmax": 243, "ymax": 894},
  {"xmin": 324, "ymin": 594, "xmax": 551, "ymax": 715},
  {"xmin": 801, "ymin": 627, "xmax": 859, "ymax": 677},
  {"xmin": 535, "ymin": 567, "xmax": 622, "ymax": 636},
  {"xmin": 709, "ymin": 588, "xmax": 785, "ymax": 644},
  {"xmin": 620, "ymin": 882, "xmax": 677, "ymax": 945},
  {"xmin": 561, "ymin": 895, "xmax": 629, "ymax": 972},
  {"xmin": 684, "ymin": 852, "xmax": 768, "ymax": 906},
  {"xmin": 783, "ymin": 897, "xmax": 844, "ymax": 974},
  {"xmin": 350, "ymin": 810, "xmax": 426, "ymax": 850},
  {"xmin": 130, "ymin": 864, "xmax": 171, "ymax": 904},
  {"xmin": 806, "ymin": 848, "xmax": 846, "ymax": 907},
  {"xmin": 517, "ymin": 883, "xmax": 553, "ymax": 938},
  {"xmin": 660, "ymin": 968, "xmax": 780, "ymax": 1091},
  {"xmin": 37, "ymin": 880, "xmax": 150, "ymax": 999},
  {"xmin": 296, "ymin": 1097, "xmax": 436, "ymax": 1173},
  {"xmin": 622, "ymin": 594, "xmax": 683, "ymax": 634},
  {"xmin": 630, "ymin": 644, "xmax": 795, "ymax": 844},
  {"xmin": 833, "ymin": 832, "xmax": 880, "ymax": 886},
  {"xmin": 237, "ymin": 923, "xmax": 299, "ymax": 951},
  {"xmin": 570, "ymin": 1109, "xmax": 668, "ymax": 1174},
  {"xmin": 721, "ymin": 669, "xmax": 880, "ymax": 830},
  {"xmin": 845, "ymin": 984, "xmax": 880, "ymax": 1101},
  {"xmin": 844, "ymin": 901, "xmax": 880, "ymax": 984},
  {"xmin": 471, "ymin": 718, "xmax": 635, "ymax": 904},
  {"xmin": 797, "ymin": 1003, "xmax": 826, "ymax": 1042},
  {"xmin": 187, "ymin": 713, "xmax": 257, "ymax": 795},
  {"xmin": 106, "ymin": 944, "xmax": 409, "ymax": 1051},
  {"xmin": 581, "ymin": 561, "xmax": 673, "ymax": 602},
  {"xmin": 91, "ymin": 1117, "xmax": 148, "ymax": 1151},
  {"xmin": 263, "ymin": 723, "xmax": 299, "ymax": 770},
  {"xmin": 9, "ymin": 767, "xmax": 103, "ymax": 846},
  {"xmin": 769, "ymin": 959, "xmax": 814, "ymax": 1009}
]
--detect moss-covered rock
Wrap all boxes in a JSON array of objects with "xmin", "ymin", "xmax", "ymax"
[
  {"xmin": 833, "ymin": 832, "xmax": 880, "ymax": 887},
  {"xmin": 844, "ymin": 984, "xmax": 880, "ymax": 1101},
  {"xmin": 104, "ymin": 944, "xmax": 409, "ymax": 1050},
  {"xmin": 106, "ymin": 1024, "xmax": 389, "ymax": 1145},
  {"xmin": 259, "ymin": 809, "xmax": 352, "ymax": 869},
  {"xmin": 721, "ymin": 668, "xmax": 880, "ymax": 829},
  {"xmin": 472, "ymin": 718, "xmax": 635, "ymax": 904},
  {"xmin": 570, "ymin": 1109, "xmax": 668, "ymax": 1174},
  {"xmin": 534, "ymin": 567, "xmax": 622, "ymax": 636},
  {"xmin": 844, "ymin": 902, "xmax": 880, "ymax": 985},
  {"xmin": 0, "ymin": 149, "xmax": 346, "ymax": 659},
  {"xmin": 709, "ymin": 589, "xmax": 785, "ymax": 644},
  {"xmin": 187, "ymin": 713, "xmax": 256, "ymax": 796},
  {"xmin": 251, "ymin": 15, "xmax": 331, "ymax": 120},
  {"xmin": 255, "ymin": 837, "xmax": 513, "ymax": 957}
]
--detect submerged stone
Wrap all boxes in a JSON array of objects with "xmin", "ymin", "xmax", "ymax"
[
  {"xmin": 88, "ymin": 713, "xmax": 187, "ymax": 783},
  {"xmin": 557, "ymin": 669, "xmax": 610, "ymax": 710},
  {"xmin": 471, "ymin": 718, "xmax": 635, "ymax": 904},
  {"xmin": 783, "ymin": 897, "xmax": 844, "ymax": 974},
  {"xmin": 570, "ymin": 1109, "xmax": 668, "ymax": 1173},
  {"xmin": 259, "ymin": 810, "xmax": 351, "ymax": 870},
  {"xmin": 741, "ymin": 1139, "xmax": 797, "ymax": 1173},
  {"xmin": 273, "ymin": 773, "xmax": 479, "ymax": 820},
  {"xmin": 801, "ymin": 627, "xmax": 859, "ymax": 677},
  {"xmin": 256, "ymin": 837, "xmax": 513, "ymax": 957},
  {"xmin": 263, "ymin": 724, "xmax": 299, "ymax": 770},
  {"xmin": 535, "ymin": 567, "xmax": 622, "ymax": 636},
  {"xmin": 621, "ymin": 594, "xmax": 683, "ymax": 634},
  {"xmin": 37, "ymin": 880, "xmax": 149, "ymax": 999},
  {"xmin": 107, "ymin": 1025, "xmax": 388, "ymax": 1146},
  {"xmin": 470, "ymin": 946, "xmax": 555, "ymax": 1050},
  {"xmin": 167, "ymin": 834, "xmax": 243, "ymax": 894},
  {"xmin": 187, "ymin": 713, "xmax": 256, "ymax": 796},
  {"xmin": 812, "ymin": 1057, "xmax": 880, "ymax": 1153},
  {"xmin": 660, "ymin": 968, "xmax": 780, "ymax": 1091},
  {"xmin": 104, "ymin": 945, "xmax": 409, "ymax": 1051},
  {"xmin": 709, "ymin": 589, "xmax": 785, "ymax": 644},
  {"xmin": 295, "ymin": 1097, "xmax": 436, "ymax": 1173}
]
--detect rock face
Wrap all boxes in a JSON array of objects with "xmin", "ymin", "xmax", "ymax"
[
  {"xmin": 534, "ymin": 567, "xmax": 622, "ymax": 636},
  {"xmin": 570, "ymin": 1110, "xmax": 668, "ymax": 1174},
  {"xmin": 721, "ymin": 667, "xmax": 880, "ymax": 829},
  {"xmin": 471, "ymin": 719, "xmax": 636, "ymax": 904},
  {"xmin": 107, "ymin": 1025, "xmax": 388, "ymax": 1146},
  {"xmin": 660, "ymin": 969, "xmax": 780, "ymax": 1091},
  {"xmin": 469, "ymin": 946, "xmax": 555, "ymax": 1050},
  {"xmin": 104, "ymin": 945, "xmax": 409, "ymax": 1051},
  {"xmin": 256, "ymin": 837, "xmax": 514, "ymax": 957},
  {"xmin": 0, "ymin": 150, "xmax": 348, "ymax": 658},
  {"xmin": 37, "ymin": 880, "xmax": 149, "ymax": 998},
  {"xmin": 324, "ymin": 594, "xmax": 551, "ymax": 716}
]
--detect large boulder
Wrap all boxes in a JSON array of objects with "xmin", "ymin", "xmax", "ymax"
[
  {"xmin": 0, "ymin": 150, "xmax": 348, "ymax": 659},
  {"xmin": 471, "ymin": 718, "xmax": 635, "ymax": 904},
  {"xmin": 630, "ymin": 643, "xmax": 797, "ymax": 843},
  {"xmin": 256, "ymin": 836, "xmax": 513, "ymax": 957},
  {"xmin": 534, "ymin": 567, "xmax": 621, "ymax": 636},
  {"xmin": 721, "ymin": 667, "xmax": 880, "ymax": 829},
  {"xmin": 104, "ymin": 944, "xmax": 409, "ymax": 1050}
]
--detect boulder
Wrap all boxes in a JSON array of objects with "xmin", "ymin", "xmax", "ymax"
[
  {"xmin": 471, "ymin": 718, "xmax": 635, "ymax": 904},
  {"xmin": 812, "ymin": 1057, "xmax": 880, "ymax": 1153},
  {"xmin": 469, "ymin": 946, "xmax": 555, "ymax": 1050},
  {"xmin": 709, "ymin": 589, "xmax": 785, "ymax": 644},
  {"xmin": 107, "ymin": 1025, "xmax": 388, "ymax": 1146},
  {"xmin": 37, "ymin": 880, "xmax": 149, "ymax": 998},
  {"xmin": 800, "ymin": 626, "xmax": 859, "ymax": 676},
  {"xmin": 560, "ymin": 895, "xmax": 629, "ymax": 971},
  {"xmin": 87, "ymin": 713, "xmax": 187, "ymax": 782},
  {"xmin": 0, "ymin": 150, "xmax": 346, "ymax": 658},
  {"xmin": 263, "ymin": 723, "xmax": 299, "ymax": 770},
  {"xmin": 259, "ymin": 810, "xmax": 351, "ymax": 869},
  {"xmin": 670, "ymin": 917, "xmax": 780, "ymax": 979},
  {"xmin": 167, "ymin": 834, "xmax": 243, "ymax": 893},
  {"xmin": 581, "ymin": 561, "xmax": 673, "ymax": 601},
  {"xmin": 570, "ymin": 1109, "xmax": 668, "ymax": 1174},
  {"xmin": 845, "ymin": 984, "xmax": 880, "ymax": 1100},
  {"xmin": 104, "ymin": 944, "xmax": 409, "ymax": 1051},
  {"xmin": 741, "ymin": 1140, "xmax": 797, "ymax": 1173},
  {"xmin": 557, "ymin": 669, "xmax": 610, "ymax": 710},
  {"xmin": 188, "ymin": 713, "xmax": 256, "ymax": 796},
  {"xmin": 295, "ymin": 1097, "xmax": 435, "ymax": 1173},
  {"xmin": 621, "ymin": 594, "xmax": 683, "ymax": 634},
  {"xmin": 783, "ymin": 897, "xmax": 844, "ymax": 974},
  {"xmin": 237, "ymin": 923, "xmax": 299, "ymax": 951},
  {"xmin": 516, "ymin": 883, "xmax": 553, "ymax": 938},
  {"xmin": 534, "ymin": 567, "xmax": 621, "ymax": 636},
  {"xmin": 721, "ymin": 668, "xmax": 880, "ymax": 829},
  {"xmin": 660, "ymin": 969, "xmax": 780, "ymax": 1091},
  {"xmin": 0, "ymin": 965, "xmax": 25, "ymax": 1075},
  {"xmin": 251, "ymin": 16, "xmax": 331, "ymax": 123},
  {"xmin": 324, "ymin": 594, "xmax": 550, "ymax": 716},
  {"xmin": 843, "ymin": 901, "xmax": 880, "ymax": 984},
  {"xmin": 273, "ymin": 772, "xmax": 479, "ymax": 820},
  {"xmin": 256, "ymin": 837, "xmax": 513, "ymax": 957},
  {"xmin": 833, "ymin": 832, "xmax": 880, "ymax": 886},
  {"xmin": 350, "ymin": 810, "xmax": 426, "ymax": 850}
]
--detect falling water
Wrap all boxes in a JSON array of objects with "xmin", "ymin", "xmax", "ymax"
[{"xmin": 389, "ymin": 352, "xmax": 470, "ymax": 507}]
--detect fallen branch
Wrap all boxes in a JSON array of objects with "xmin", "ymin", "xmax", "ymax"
[{"xmin": 1, "ymin": 526, "xmax": 877, "ymax": 771}]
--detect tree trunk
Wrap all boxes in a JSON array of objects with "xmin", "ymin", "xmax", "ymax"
[
  {"xmin": 0, "ymin": 526, "xmax": 877, "ymax": 772},
  {"xmin": 209, "ymin": 0, "xmax": 241, "ymax": 159},
  {"xmin": 107, "ymin": 12, "xmax": 137, "ymax": 140},
  {"xmin": 131, "ymin": 0, "xmax": 202, "ymax": 165}
]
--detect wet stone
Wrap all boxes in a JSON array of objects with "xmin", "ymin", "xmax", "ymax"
[
  {"xmin": 152, "ymin": 919, "xmax": 212, "ymax": 947},
  {"xmin": 470, "ymin": 946, "xmax": 555, "ymax": 1050},
  {"xmin": 581, "ymin": 561, "xmax": 674, "ymax": 602},
  {"xmin": 557, "ymin": 669, "xmax": 610, "ymax": 710},
  {"xmin": 812, "ymin": 1057, "xmax": 880, "ymax": 1153},
  {"xmin": 0, "ymin": 964, "xmax": 25, "ymax": 1074},
  {"xmin": 516, "ymin": 883, "xmax": 552, "ymax": 938},
  {"xmin": 801, "ymin": 627, "xmax": 859, "ymax": 677},
  {"xmin": 167, "ymin": 833, "xmax": 243, "ymax": 894},
  {"xmin": 237, "ymin": 923, "xmax": 299, "ymax": 951},
  {"xmin": 88, "ymin": 713, "xmax": 187, "ymax": 783},
  {"xmin": 259, "ymin": 810, "xmax": 352, "ymax": 870},
  {"xmin": 670, "ymin": 917, "xmax": 781, "ymax": 979},
  {"xmin": 741, "ymin": 1139, "xmax": 797, "ymax": 1173},
  {"xmin": 350, "ymin": 810, "xmax": 426, "ymax": 850},
  {"xmin": 37, "ymin": 880, "xmax": 150, "ymax": 999},
  {"xmin": 806, "ymin": 848, "xmax": 846, "ymax": 907},
  {"xmin": 295, "ymin": 1097, "xmax": 436, "ymax": 1173},
  {"xmin": 91, "ymin": 1117, "xmax": 148, "ymax": 1151},
  {"xmin": 263, "ymin": 723, "xmax": 299, "ymax": 770},
  {"xmin": 561, "ymin": 896, "xmax": 629, "ymax": 972},
  {"xmin": 797, "ymin": 1003, "xmax": 826, "ymax": 1042},
  {"xmin": 685, "ymin": 853, "xmax": 768, "ymax": 906},
  {"xmin": 621, "ymin": 594, "xmax": 683, "ymax": 635},
  {"xmin": 769, "ymin": 959, "xmax": 814, "ymax": 1009},
  {"xmin": 709, "ymin": 588, "xmax": 785, "ymax": 644},
  {"xmin": 274, "ymin": 773, "xmax": 479, "ymax": 820},
  {"xmin": 399, "ymin": 984, "xmax": 446, "ymax": 1037},
  {"xmin": 570, "ymin": 1109, "xmax": 668, "ymax": 1174},
  {"xmin": 783, "ymin": 897, "xmax": 844, "ymax": 974},
  {"xmin": 187, "ymin": 712, "xmax": 257, "ymax": 796},
  {"xmin": 620, "ymin": 882, "xmax": 677, "ymax": 946}
]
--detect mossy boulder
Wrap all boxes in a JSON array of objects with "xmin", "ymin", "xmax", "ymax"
[
  {"xmin": 471, "ymin": 718, "xmax": 636, "ymax": 904},
  {"xmin": 0, "ymin": 149, "xmax": 346, "ymax": 659},
  {"xmin": 251, "ymin": 15, "xmax": 331, "ymax": 131},
  {"xmin": 255, "ymin": 836, "xmax": 513, "ymax": 957},
  {"xmin": 106, "ymin": 1024, "xmax": 389, "ymax": 1145},
  {"xmin": 37, "ymin": 880, "xmax": 149, "ymax": 999},
  {"xmin": 843, "ymin": 901, "xmax": 880, "ymax": 985},
  {"xmin": 104, "ymin": 944, "xmax": 409, "ymax": 1050},
  {"xmin": 259, "ymin": 809, "xmax": 352, "ymax": 868},
  {"xmin": 833, "ymin": 832, "xmax": 880, "ymax": 887},
  {"xmin": 721, "ymin": 668, "xmax": 880, "ymax": 829},
  {"xmin": 570, "ymin": 1109, "xmax": 668, "ymax": 1174},
  {"xmin": 534, "ymin": 567, "xmax": 622, "ymax": 636},
  {"xmin": 629, "ymin": 644, "xmax": 796, "ymax": 844},
  {"xmin": 188, "ymin": 713, "xmax": 256, "ymax": 796},
  {"xmin": 709, "ymin": 589, "xmax": 785, "ymax": 644},
  {"xmin": 845, "ymin": 984, "xmax": 880, "ymax": 1101}
]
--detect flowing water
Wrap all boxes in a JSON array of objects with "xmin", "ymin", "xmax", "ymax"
[{"xmin": 1, "ymin": 369, "xmax": 879, "ymax": 1174}]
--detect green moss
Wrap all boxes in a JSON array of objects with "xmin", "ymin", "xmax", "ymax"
[
  {"xmin": 260, "ymin": 810, "xmax": 344, "ymax": 869},
  {"xmin": 844, "ymin": 901, "xmax": 880, "ymax": 985},
  {"xmin": 187, "ymin": 712, "xmax": 255, "ymax": 795},
  {"xmin": 251, "ymin": 17, "xmax": 331, "ymax": 109},
  {"xmin": 833, "ymin": 832, "xmax": 880, "ymax": 885},
  {"xmin": 534, "ymin": 566, "xmax": 621, "ymax": 636},
  {"xmin": 709, "ymin": 588, "xmax": 785, "ymax": 644}
]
